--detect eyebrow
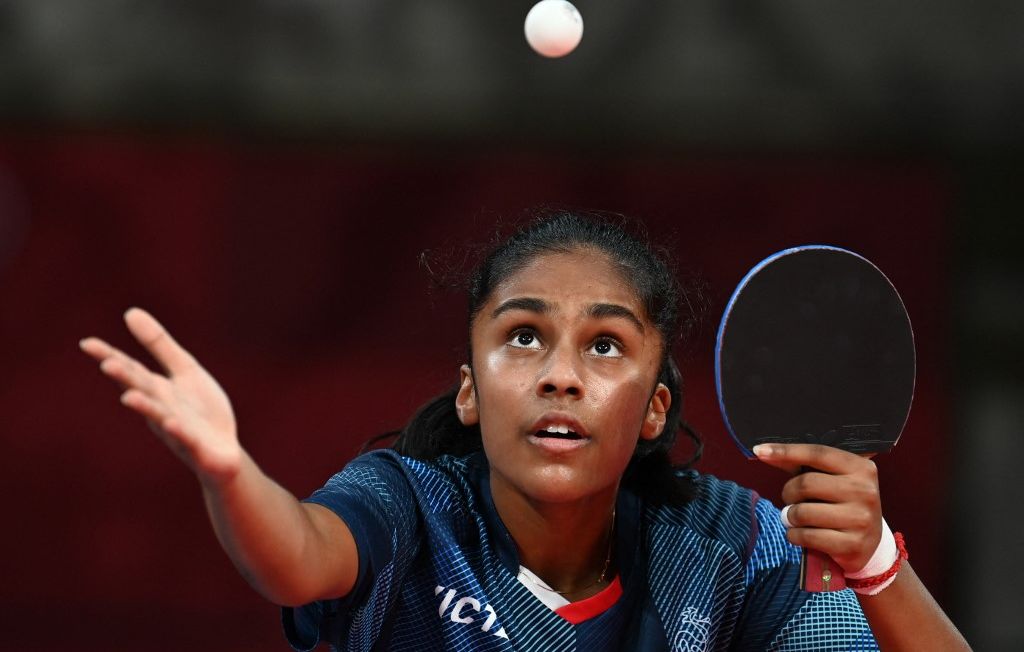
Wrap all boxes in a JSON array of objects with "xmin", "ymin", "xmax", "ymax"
[
  {"xmin": 587, "ymin": 302, "xmax": 645, "ymax": 333},
  {"xmin": 491, "ymin": 297, "xmax": 550, "ymax": 319},
  {"xmin": 491, "ymin": 297, "xmax": 645, "ymax": 333}
]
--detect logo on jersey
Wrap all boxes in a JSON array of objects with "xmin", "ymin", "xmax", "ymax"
[
  {"xmin": 435, "ymin": 585, "xmax": 509, "ymax": 640},
  {"xmin": 672, "ymin": 606, "xmax": 711, "ymax": 652}
]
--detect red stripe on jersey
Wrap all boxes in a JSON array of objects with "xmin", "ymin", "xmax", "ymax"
[{"xmin": 554, "ymin": 575, "xmax": 623, "ymax": 625}]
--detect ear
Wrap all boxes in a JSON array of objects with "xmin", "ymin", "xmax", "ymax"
[
  {"xmin": 455, "ymin": 364, "xmax": 479, "ymax": 426},
  {"xmin": 640, "ymin": 383, "xmax": 672, "ymax": 441}
]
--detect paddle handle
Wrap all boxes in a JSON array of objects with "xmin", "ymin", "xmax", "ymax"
[
  {"xmin": 799, "ymin": 547, "xmax": 846, "ymax": 592},
  {"xmin": 793, "ymin": 465, "xmax": 847, "ymax": 592}
]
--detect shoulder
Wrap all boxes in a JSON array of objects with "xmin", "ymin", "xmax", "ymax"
[
  {"xmin": 633, "ymin": 469, "xmax": 797, "ymax": 571},
  {"xmin": 642, "ymin": 471, "xmax": 760, "ymax": 561},
  {"xmin": 647, "ymin": 471, "xmax": 757, "ymax": 533},
  {"xmin": 316, "ymin": 449, "xmax": 484, "ymax": 516}
]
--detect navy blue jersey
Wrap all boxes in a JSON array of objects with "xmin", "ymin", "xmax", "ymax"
[{"xmin": 283, "ymin": 451, "xmax": 878, "ymax": 651}]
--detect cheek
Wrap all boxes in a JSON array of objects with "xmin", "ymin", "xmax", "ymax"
[
  {"xmin": 591, "ymin": 375, "xmax": 655, "ymax": 452},
  {"xmin": 591, "ymin": 370, "xmax": 650, "ymax": 411},
  {"xmin": 479, "ymin": 351, "xmax": 535, "ymax": 393},
  {"xmin": 474, "ymin": 356, "xmax": 533, "ymax": 431}
]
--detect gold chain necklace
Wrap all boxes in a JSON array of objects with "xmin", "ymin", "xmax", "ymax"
[{"xmin": 524, "ymin": 508, "xmax": 616, "ymax": 596}]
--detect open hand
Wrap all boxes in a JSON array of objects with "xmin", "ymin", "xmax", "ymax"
[
  {"xmin": 753, "ymin": 443, "xmax": 882, "ymax": 574},
  {"xmin": 81, "ymin": 308, "xmax": 241, "ymax": 486}
]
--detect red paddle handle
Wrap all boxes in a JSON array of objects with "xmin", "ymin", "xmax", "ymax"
[
  {"xmin": 800, "ymin": 547, "xmax": 846, "ymax": 592},
  {"xmin": 792, "ymin": 464, "xmax": 847, "ymax": 592}
]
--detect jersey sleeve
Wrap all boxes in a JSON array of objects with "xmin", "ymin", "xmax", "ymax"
[
  {"xmin": 281, "ymin": 452, "xmax": 422, "ymax": 651},
  {"xmin": 733, "ymin": 497, "xmax": 879, "ymax": 651}
]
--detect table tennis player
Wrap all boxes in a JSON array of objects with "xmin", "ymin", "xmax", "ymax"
[{"xmin": 81, "ymin": 212, "xmax": 969, "ymax": 650}]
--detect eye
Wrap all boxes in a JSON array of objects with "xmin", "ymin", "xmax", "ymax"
[
  {"xmin": 589, "ymin": 337, "xmax": 623, "ymax": 358},
  {"xmin": 507, "ymin": 328, "xmax": 543, "ymax": 349}
]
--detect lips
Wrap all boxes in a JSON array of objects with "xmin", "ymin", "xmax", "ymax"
[
  {"xmin": 529, "ymin": 414, "xmax": 589, "ymax": 441},
  {"xmin": 538, "ymin": 424, "xmax": 582, "ymax": 439}
]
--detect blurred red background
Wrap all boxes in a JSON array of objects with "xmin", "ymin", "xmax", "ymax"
[{"xmin": 0, "ymin": 132, "xmax": 951, "ymax": 650}]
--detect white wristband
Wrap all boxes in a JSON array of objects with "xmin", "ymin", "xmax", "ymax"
[
  {"xmin": 846, "ymin": 518, "xmax": 897, "ymax": 578},
  {"xmin": 845, "ymin": 517, "xmax": 899, "ymax": 595}
]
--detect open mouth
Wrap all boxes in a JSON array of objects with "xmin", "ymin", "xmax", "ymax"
[{"xmin": 535, "ymin": 425, "xmax": 584, "ymax": 440}]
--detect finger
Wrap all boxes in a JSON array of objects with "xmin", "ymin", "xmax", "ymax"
[
  {"xmin": 79, "ymin": 337, "xmax": 119, "ymax": 363},
  {"xmin": 751, "ymin": 449, "xmax": 801, "ymax": 475},
  {"xmin": 100, "ymin": 355, "xmax": 160, "ymax": 395},
  {"xmin": 782, "ymin": 502, "xmax": 877, "ymax": 532},
  {"xmin": 786, "ymin": 527, "xmax": 859, "ymax": 556},
  {"xmin": 786, "ymin": 527, "xmax": 870, "ymax": 572},
  {"xmin": 753, "ymin": 443, "xmax": 873, "ymax": 475},
  {"xmin": 81, "ymin": 337, "xmax": 144, "ymax": 371},
  {"xmin": 124, "ymin": 307, "xmax": 198, "ymax": 376},
  {"xmin": 780, "ymin": 470, "xmax": 878, "ymax": 505},
  {"xmin": 122, "ymin": 392, "xmax": 198, "ymax": 462},
  {"xmin": 120, "ymin": 388, "xmax": 171, "ymax": 425}
]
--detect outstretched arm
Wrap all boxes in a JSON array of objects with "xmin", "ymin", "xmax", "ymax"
[
  {"xmin": 754, "ymin": 444, "xmax": 970, "ymax": 651},
  {"xmin": 81, "ymin": 308, "xmax": 358, "ymax": 607}
]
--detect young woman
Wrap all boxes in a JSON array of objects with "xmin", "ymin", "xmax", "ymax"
[{"xmin": 81, "ymin": 213, "xmax": 968, "ymax": 650}]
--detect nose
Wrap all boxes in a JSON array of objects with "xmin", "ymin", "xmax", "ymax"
[{"xmin": 537, "ymin": 345, "xmax": 583, "ymax": 399}]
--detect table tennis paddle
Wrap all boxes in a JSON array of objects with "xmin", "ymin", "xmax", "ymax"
[{"xmin": 715, "ymin": 246, "xmax": 915, "ymax": 592}]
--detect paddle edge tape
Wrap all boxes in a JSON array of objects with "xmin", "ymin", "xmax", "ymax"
[{"xmin": 713, "ymin": 245, "xmax": 917, "ymax": 458}]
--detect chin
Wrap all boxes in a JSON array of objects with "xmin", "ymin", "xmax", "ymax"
[{"xmin": 519, "ymin": 467, "xmax": 609, "ymax": 504}]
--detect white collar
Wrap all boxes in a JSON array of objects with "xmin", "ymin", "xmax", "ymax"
[{"xmin": 516, "ymin": 565, "xmax": 570, "ymax": 611}]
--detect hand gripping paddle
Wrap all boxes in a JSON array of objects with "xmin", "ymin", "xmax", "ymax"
[{"xmin": 715, "ymin": 246, "xmax": 915, "ymax": 592}]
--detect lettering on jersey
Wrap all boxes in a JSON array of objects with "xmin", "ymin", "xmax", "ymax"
[
  {"xmin": 435, "ymin": 585, "xmax": 508, "ymax": 640},
  {"xmin": 672, "ymin": 606, "xmax": 711, "ymax": 652}
]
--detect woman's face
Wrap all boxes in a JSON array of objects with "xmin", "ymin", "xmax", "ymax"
[{"xmin": 456, "ymin": 248, "xmax": 671, "ymax": 506}]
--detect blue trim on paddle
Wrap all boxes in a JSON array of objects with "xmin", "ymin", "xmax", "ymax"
[{"xmin": 714, "ymin": 245, "xmax": 879, "ymax": 457}]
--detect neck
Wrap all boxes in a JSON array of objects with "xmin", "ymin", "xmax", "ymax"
[{"xmin": 490, "ymin": 472, "xmax": 617, "ymax": 599}]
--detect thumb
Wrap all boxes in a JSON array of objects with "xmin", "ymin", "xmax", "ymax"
[{"xmin": 751, "ymin": 445, "xmax": 802, "ymax": 475}]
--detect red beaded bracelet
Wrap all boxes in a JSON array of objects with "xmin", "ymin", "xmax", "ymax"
[{"xmin": 846, "ymin": 532, "xmax": 908, "ymax": 590}]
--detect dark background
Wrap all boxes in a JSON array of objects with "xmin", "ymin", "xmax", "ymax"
[{"xmin": 0, "ymin": 2, "xmax": 1021, "ymax": 650}]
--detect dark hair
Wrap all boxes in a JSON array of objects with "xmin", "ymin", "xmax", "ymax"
[{"xmin": 369, "ymin": 210, "xmax": 705, "ymax": 505}]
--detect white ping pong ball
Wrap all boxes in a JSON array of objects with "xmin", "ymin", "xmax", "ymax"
[{"xmin": 524, "ymin": 0, "xmax": 583, "ymax": 58}]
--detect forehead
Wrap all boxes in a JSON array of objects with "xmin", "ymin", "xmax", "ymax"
[{"xmin": 487, "ymin": 249, "xmax": 644, "ymax": 314}]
